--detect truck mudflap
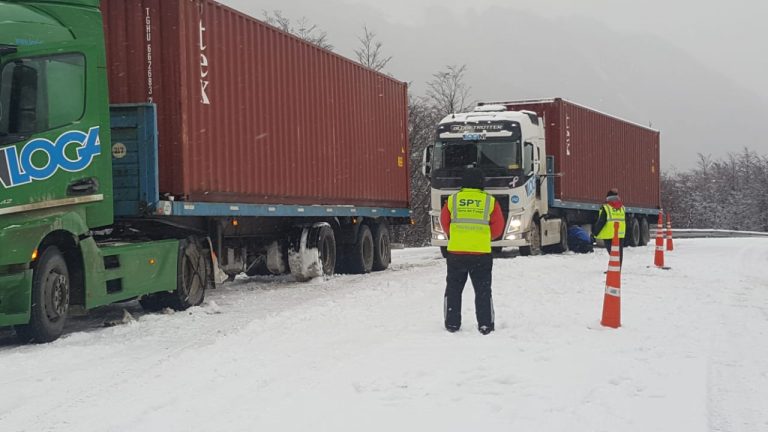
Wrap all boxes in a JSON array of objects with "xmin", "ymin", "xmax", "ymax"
[
  {"xmin": 0, "ymin": 269, "xmax": 32, "ymax": 327},
  {"xmin": 205, "ymin": 237, "xmax": 228, "ymax": 285}
]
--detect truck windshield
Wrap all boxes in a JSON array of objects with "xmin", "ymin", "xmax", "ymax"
[{"xmin": 433, "ymin": 139, "xmax": 522, "ymax": 178}]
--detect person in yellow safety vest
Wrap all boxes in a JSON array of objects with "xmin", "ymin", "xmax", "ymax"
[
  {"xmin": 439, "ymin": 167, "xmax": 505, "ymax": 335},
  {"xmin": 592, "ymin": 188, "xmax": 627, "ymax": 265}
]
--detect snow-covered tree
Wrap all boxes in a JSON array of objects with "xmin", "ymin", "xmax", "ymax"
[{"xmin": 662, "ymin": 149, "xmax": 768, "ymax": 232}]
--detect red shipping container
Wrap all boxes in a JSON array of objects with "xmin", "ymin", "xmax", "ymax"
[
  {"xmin": 496, "ymin": 98, "xmax": 660, "ymax": 209},
  {"xmin": 101, "ymin": 0, "xmax": 410, "ymax": 208}
]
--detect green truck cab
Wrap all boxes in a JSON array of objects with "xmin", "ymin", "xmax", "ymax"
[
  {"xmin": 0, "ymin": 1, "xmax": 202, "ymax": 342},
  {"xmin": 2, "ymin": 0, "xmax": 410, "ymax": 343}
]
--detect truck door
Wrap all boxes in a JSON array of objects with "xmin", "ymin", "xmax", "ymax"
[{"xmin": 0, "ymin": 48, "xmax": 113, "ymax": 226}]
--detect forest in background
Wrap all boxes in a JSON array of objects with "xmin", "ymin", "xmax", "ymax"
[{"xmin": 662, "ymin": 151, "xmax": 768, "ymax": 233}]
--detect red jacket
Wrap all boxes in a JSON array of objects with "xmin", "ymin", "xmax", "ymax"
[{"xmin": 440, "ymin": 196, "xmax": 505, "ymax": 255}]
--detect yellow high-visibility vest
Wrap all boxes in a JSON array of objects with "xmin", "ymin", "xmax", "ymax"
[
  {"xmin": 447, "ymin": 188, "xmax": 495, "ymax": 253},
  {"xmin": 596, "ymin": 204, "xmax": 626, "ymax": 240}
]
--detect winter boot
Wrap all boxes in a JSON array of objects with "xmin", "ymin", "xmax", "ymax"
[{"xmin": 478, "ymin": 324, "xmax": 494, "ymax": 335}]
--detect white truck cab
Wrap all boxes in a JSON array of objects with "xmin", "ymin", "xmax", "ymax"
[{"xmin": 422, "ymin": 104, "xmax": 567, "ymax": 256}]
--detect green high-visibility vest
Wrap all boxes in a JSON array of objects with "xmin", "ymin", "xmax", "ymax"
[
  {"xmin": 596, "ymin": 204, "xmax": 626, "ymax": 239},
  {"xmin": 447, "ymin": 188, "xmax": 495, "ymax": 253}
]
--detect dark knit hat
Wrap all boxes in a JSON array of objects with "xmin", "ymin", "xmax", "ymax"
[
  {"xmin": 606, "ymin": 188, "xmax": 621, "ymax": 202},
  {"xmin": 461, "ymin": 167, "xmax": 485, "ymax": 189}
]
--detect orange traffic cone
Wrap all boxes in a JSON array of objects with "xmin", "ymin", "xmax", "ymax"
[
  {"xmin": 666, "ymin": 214, "xmax": 674, "ymax": 251},
  {"xmin": 601, "ymin": 222, "xmax": 621, "ymax": 328},
  {"xmin": 654, "ymin": 211, "xmax": 670, "ymax": 269}
]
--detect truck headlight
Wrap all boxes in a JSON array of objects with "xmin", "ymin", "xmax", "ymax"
[
  {"xmin": 432, "ymin": 216, "xmax": 444, "ymax": 233},
  {"xmin": 506, "ymin": 215, "xmax": 522, "ymax": 233}
]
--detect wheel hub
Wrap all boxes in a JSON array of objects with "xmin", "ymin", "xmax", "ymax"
[{"xmin": 45, "ymin": 272, "xmax": 69, "ymax": 321}]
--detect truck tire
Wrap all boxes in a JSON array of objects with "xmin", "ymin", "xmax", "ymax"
[
  {"xmin": 371, "ymin": 223, "xmax": 391, "ymax": 271},
  {"xmin": 165, "ymin": 237, "xmax": 208, "ymax": 310},
  {"xmin": 142, "ymin": 237, "xmax": 215, "ymax": 311},
  {"xmin": 15, "ymin": 246, "xmax": 70, "ymax": 343},
  {"xmin": 639, "ymin": 217, "xmax": 651, "ymax": 246},
  {"xmin": 346, "ymin": 224, "xmax": 374, "ymax": 274},
  {"xmin": 624, "ymin": 217, "xmax": 640, "ymax": 247},
  {"xmin": 309, "ymin": 225, "xmax": 337, "ymax": 276},
  {"xmin": 519, "ymin": 221, "xmax": 542, "ymax": 256}
]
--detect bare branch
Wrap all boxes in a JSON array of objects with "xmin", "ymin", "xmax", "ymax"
[
  {"xmin": 354, "ymin": 26, "xmax": 392, "ymax": 72},
  {"xmin": 262, "ymin": 10, "xmax": 334, "ymax": 50},
  {"xmin": 426, "ymin": 64, "xmax": 473, "ymax": 116}
]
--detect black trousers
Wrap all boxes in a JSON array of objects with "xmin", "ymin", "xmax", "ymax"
[
  {"xmin": 605, "ymin": 239, "xmax": 624, "ymax": 265},
  {"xmin": 444, "ymin": 253, "xmax": 494, "ymax": 330}
]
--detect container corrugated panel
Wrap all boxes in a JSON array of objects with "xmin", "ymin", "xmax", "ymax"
[
  {"xmin": 501, "ymin": 99, "xmax": 660, "ymax": 209},
  {"xmin": 101, "ymin": 0, "xmax": 410, "ymax": 208}
]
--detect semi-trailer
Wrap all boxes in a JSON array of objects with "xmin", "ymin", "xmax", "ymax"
[
  {"xmin": 0, "ymin": 0, "xmax": 410, "ymax": 342},
  {"xmin": 422, "ymin": 98, "xmax": 660, "ymax": 255}
]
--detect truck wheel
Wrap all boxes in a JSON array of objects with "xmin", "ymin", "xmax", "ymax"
[
  {"xmin": 15, "ymin": 246, "xmax": 70, "ymax": 343},
  {"xmin": 309, "ymin": 225, "xmax": 337, "ymax": 276},
  {"xmin": 639, "ymin": 217, "xmax": 651, "ymax": 246},
  {"xmin": 371, "ymin": 223, "xmax": 391, "ymax": 271},
  {"xmin": 346, "ymin": 225, "xmax": 374, "ymax": 274},
  {"xmin": 519, "ymin": 221, "xmax": 542, "ymax": 256},
  {"xmin": 166, "ymin": 237, "xmax": 208, "ymax": 310},
  {"xmin": 624, "ymin": 217, "xmax": 640, "ymax": 247}
]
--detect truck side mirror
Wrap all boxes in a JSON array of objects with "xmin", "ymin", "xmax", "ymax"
[
  {"xmin": 421, "ymin": 144, "xmax": 433, "ymax": 177},
  {"xmin": 523, "ymin": 142, "xmax": 534, "ymax": 175}
]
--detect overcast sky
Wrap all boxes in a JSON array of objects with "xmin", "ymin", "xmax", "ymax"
[{"xmin": 220, "ymin": 0, "xmax": 768, "ymax": 170}]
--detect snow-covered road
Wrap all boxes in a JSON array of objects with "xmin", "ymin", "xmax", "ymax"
[{"xmin": 1, "ymin": 239, "xmax": 767, "ymax": 432}]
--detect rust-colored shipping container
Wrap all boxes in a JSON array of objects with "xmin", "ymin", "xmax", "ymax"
[
  {"xmin": 500, "ymin": 98, "xmax": 660, "ymax": 209},
  {"xmin": 100, "ymin": 0, "xmax": 410, "ymax": 208}
]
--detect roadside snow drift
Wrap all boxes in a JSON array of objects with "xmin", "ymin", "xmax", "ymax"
[{"xmin": 1, "ymin": 238, "xmax": 767, "ymax": 432}]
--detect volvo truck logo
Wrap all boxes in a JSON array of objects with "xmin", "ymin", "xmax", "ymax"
[{"xmin": 0, "ymin": 127, "xmax": 101, "ymax": 188}]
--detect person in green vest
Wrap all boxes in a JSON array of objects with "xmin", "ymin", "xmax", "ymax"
[
  {"xmin": 592, "ymin": 188, "xmax": 626, "ymax": 265},
  {"xmin": 439, "ymin": 167, "xmax": 505, "ymax": 335}
]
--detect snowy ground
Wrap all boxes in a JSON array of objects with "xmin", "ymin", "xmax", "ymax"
[{"xmin": 1, "ymin": 238, "xmax": 767, "ymax": 432}]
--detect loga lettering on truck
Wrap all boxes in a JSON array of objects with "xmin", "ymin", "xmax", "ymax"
[{"xmin": 0, "ymin": 127, "xmax": 101, "ymax": 189}]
